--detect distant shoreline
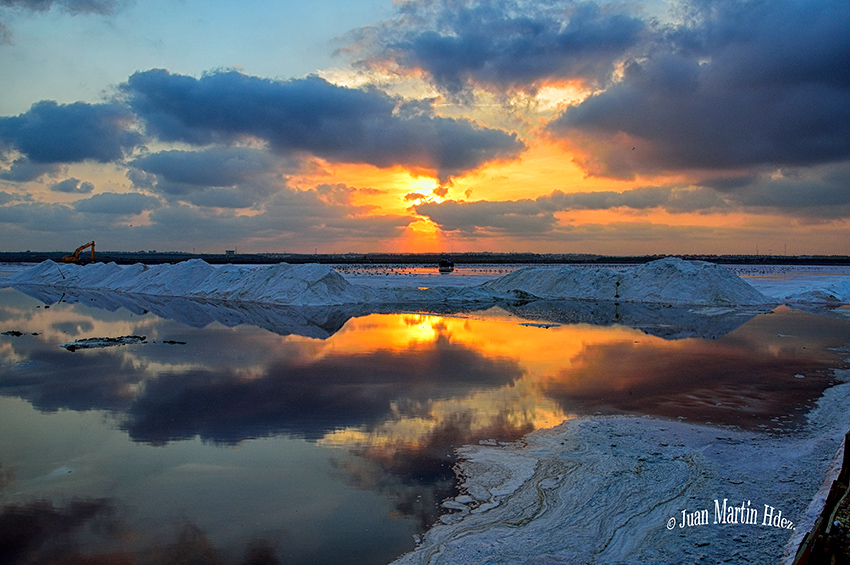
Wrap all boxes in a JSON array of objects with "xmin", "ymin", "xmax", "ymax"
[
  {"xmin": 1, "ymin": 251, "xmax": 850, "ymax": 266},
  {"xmin": 0, "ymin": 251, "xmax": 850, "ymax": 266}
]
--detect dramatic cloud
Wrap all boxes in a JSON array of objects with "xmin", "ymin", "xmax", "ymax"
[
  {"xmin": 123, "ymin": 69, "xmax": 524, "ymax": 180},
  {"xmin": 129, "ymin": 147, "xmax": 286, "ymax": 206},
  {"xmin": 549, "ymin": 0, "xmax": 850, "ymax": 176},
  {"xmin": 73, "ymin": 191, "xmax": 159, "ymax": 215},
  {"xmin": 48, "ymin": 177, "xmax": 93, "ymax": 193},
  {"xmin": 0, "ymin": 183, "xmax": 411, "ymax": 250},
  {"xmin": 715, "ymin": 166, "xmax": 850, "ymax": 218},
  {"xmin": 416, "ymin": 186, "xmax": 732, "ymax": 234},
  {"xmin": 0, "ymin": 100, "xmax": 141, "ymax": 164},
  {"xmin": 0, "ymin": 158, "xmax": 60, "ymax": 182},
  {"xmin": 417, "ymin": 167, "xmax": 850, "ymax": 236},
  {"xmin": 353, "ymin": 0, "xmax": 645, "ymax": 96},
  {"xmin": 130, "ymin": 147, "xmax": 285, "ymax": 189},
  {"xmin": 122, "ymin": 182, "xmax": 412, "ymax": 249},
  {"xmin": 0, "ymin": 201, "xmax": 90, "ymax": 231},
  {"xmin": 0, "ymin": 191, "xmax": 158, "ymax": 236},
  {"xmin": 417, "ymin": 198, "xmax": 557, "ymax": 234}
]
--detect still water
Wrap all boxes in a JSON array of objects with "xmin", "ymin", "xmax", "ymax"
[{"xmin": 1, "ymin": 285, "xmax": 849, "ymax": 564}]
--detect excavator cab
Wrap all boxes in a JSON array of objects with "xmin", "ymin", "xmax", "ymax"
[{"xmin": 63, "ymin": 241, "xmax": 95, "ymax": 264}]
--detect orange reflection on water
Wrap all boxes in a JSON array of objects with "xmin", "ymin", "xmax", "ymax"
[
  {"xmin": 311, "ymin": 311, "xmax": 664, "ymax": 451},
  {"xmin": 304, "ymin": 310, "xmax": 649, "ymax": 379}
]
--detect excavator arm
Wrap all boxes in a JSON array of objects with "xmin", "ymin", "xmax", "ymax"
[{"xmin": 63, "ymin": 241, "xmax": 95, "ymax": 263}]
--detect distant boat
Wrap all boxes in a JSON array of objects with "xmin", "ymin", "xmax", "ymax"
[{"xmin": 438, "ymin": 259, "xmax": 454, "ymax": 273}]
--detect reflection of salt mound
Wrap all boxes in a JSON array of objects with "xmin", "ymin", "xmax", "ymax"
[{"xmin": 484, "ymin": 257, "xmax": 773, "ymax": 306}]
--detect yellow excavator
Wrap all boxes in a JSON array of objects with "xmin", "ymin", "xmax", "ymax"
[{"xmin": 63, "ymin": 241, "xmax": 95, "ymax": 264}]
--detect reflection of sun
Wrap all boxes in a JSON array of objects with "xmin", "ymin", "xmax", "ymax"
[{"xmin": 402, "ymin": 314, "xmax": 439, "ymax": 343}]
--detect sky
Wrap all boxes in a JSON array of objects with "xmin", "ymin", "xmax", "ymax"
[{"xmin": 1, "ymin": 0, "xmax": 849, "ymax": 255}]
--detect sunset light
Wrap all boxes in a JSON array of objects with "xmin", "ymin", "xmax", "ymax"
[{"xmin": 1, "ymin": 0, "xmax": 847, "ymax": 255}]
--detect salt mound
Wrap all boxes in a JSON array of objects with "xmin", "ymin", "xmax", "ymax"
[
  {"xmin": 187, "ymin": 262, "xmax": 367, "ymax": 305},
  {"xmin": 777, "ymin": 278, "xmax": 850, "ymax": 305},
  {"xmin": 623, "ymin": 258, "xmax": 772, "ymax": 305},
  {"xmin": 6, "ymin": 257, "xmax": 775, "ymax": 307},
  {"xmin": 484, "ymin": 257, "xmax": 773, "ymax": 306},
  {"xmin": 8, "ymin": 259, "xmax": 366, "ymax": 306}
]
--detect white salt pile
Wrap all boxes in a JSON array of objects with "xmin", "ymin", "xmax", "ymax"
[
  {"xmin": 775, "ymin": 278, "xmax": 850, "ymax": 305},
  {"xmin": 7, "ymin": 259, "xmax": 369, "ymax": 306},
  {"xmin": 0, "ymin": 257, "xmax": 791, "ymax": 307},
  {"xmin": 483, "ymin": 257, "xmax": 773, "ymax": 306}
]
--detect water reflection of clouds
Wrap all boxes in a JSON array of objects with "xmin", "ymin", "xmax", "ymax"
[
  {"xmin": 3, "ymin": 288, "xmax": 850, "ymax": 564},
  {"xmin": 3, "ymin": 290, "xmax": 847, "ymax": 446},
  {"xmin": 123, "ymin": 335, "xmax": 523, "ymax": 444},
  {"xmin": 0, "ymin": 493, "xmax": 286, "ymax": 565}
]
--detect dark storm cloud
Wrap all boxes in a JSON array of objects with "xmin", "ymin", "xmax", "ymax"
[
  {"xmin": 130, "ymin": 147, "xmax": 283, "ymax": 189},
  {"xmin": 122, "ymin": 69, "xmax": 523, "ymax": 180},
  {"xmin": 73, "ymin": 191, "xmax": 159, "ymax": 215},
  {"xmin": 355, "ymin": 0, "xmax": 645, "ymax": 96},
  {"xmin": 0, "ymin": 158, "xmax": 61, "ymax": 182},
  {"xmin": 0, "ymin": 0, "xmax": 120, "ymax": 14},
  {"xmin": 48, "ymin": 177, "xmax": 93, "ymax": 194},
  {"xmin": 0, "ymin": 192, "xmax": 157, "ymax": 233},
  {"xmin": 129, "ymin": 147, "xmax": 284, "ymax": 206},
  {"xmin": 549, "ymin": 0, "xmax": 850, "ymax": 175},
  {"xmin": 0, "ymin": 201, "xmax": 90, "ymax": 230},
  {"xmin": 0, "ymin": 100, "xmax": 141, "ymax": 164},
  {"xmin": 721, "ymin": 168, "xmax": 850, "ymax": 218},
  {"xmin": 141, "ymin": 185, "xmax": 411, "ymax": 244}
]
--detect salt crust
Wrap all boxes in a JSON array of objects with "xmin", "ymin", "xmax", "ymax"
[
  {"xmin": 6, "ymin": 257, "xmax": 785, "ymax": 307},
  {"xmin": 392, "ymin": 382, "xmax": 850, "ymax": 564}
]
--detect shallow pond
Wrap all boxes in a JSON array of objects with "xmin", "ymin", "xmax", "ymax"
[{"xmin": 1, "ymin": 285, "xmax": 849, "ymax": 563}]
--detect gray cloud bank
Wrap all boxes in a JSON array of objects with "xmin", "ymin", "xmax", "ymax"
[
  {"xmin": 417, "ymin": 166, "xmax": 850, "ymax": 235},
  {"xmin": 0, "ymin": 70, "xmax": 523, "ymax": 185},
  {"xmin": 356, "ymin": 0, "xmax": 850, "ymax": 178},
  {"xmin": 551, "ymin": 0, "xmax": 850, "ymax": 175},
  {"xmin": 123, "ymin": 70, "xmax": 523, "ymax": 181},
  {"xmin": 354, "ymin": 0, "xmax": 645, "ymax": 97}
]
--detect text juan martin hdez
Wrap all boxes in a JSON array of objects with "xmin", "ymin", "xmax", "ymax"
[{"xmin": 668, "ymin": 499, "xmax": 795, "ymax": 530}]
